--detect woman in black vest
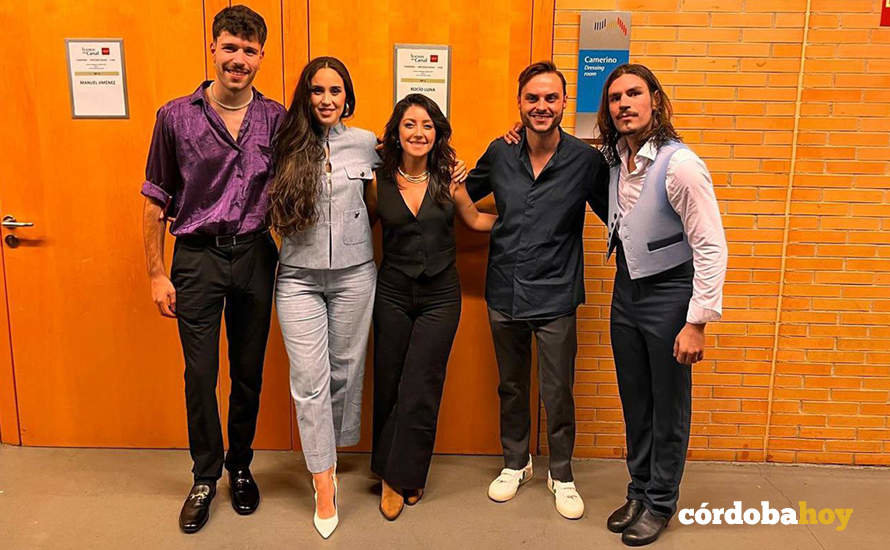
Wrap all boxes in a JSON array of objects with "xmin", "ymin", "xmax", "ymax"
[{"xmin": 366, "ymin": 94, "xmax": 496, "ymax": 520}]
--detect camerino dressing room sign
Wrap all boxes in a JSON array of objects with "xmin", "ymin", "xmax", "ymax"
[{"xmin": 575, "ymin": 12, "xmax": 631, "ymax": 139}]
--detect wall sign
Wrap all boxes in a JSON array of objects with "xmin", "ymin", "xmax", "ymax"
[
  {"xmin": 882, "ymin": 0, "xmax": 890, "ymax": 27},
  {"xmin": 393, "ymin": 44, "xmax": 451, "ymax": 117},
  {"xmin": 66, "ymin": 38, "xmax": 129, "ymax": 119},
  {"xmin": 575, "ymin": 12, "xmax": 631, "ymax": 139}
]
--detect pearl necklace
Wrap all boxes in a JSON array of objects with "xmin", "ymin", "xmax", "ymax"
[
  {"xmin": 208, "ymin": 82, "xmax": 253, "ymax": 111},
  {"xmin": 398, "ymin": 166, "xmax": 430, "ymax": 184}
]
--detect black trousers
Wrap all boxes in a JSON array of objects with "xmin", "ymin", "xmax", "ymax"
[
  {"xmin": 171, "ymin": 232, "xmax": 278, "ymax": 482},
  {"xmin": 611, "ymin": 243, "xmax": 694, "ymax": 518},
  {"xmin": 371, "ymin": 264, "xmax": 461, "ymax": 490},
  {"xmin": 488, "ymin": 308, "xmax": 577, "ymax": 482}
]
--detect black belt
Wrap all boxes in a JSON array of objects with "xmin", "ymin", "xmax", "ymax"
[{"xmin": 177, "ymin": 228, "xmax": 269, "ymax": 248}]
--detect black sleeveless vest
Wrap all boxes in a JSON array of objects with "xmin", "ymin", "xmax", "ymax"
[{"xmin": 376, "ymin": 170, "xmax": 456, "ymax": 278}]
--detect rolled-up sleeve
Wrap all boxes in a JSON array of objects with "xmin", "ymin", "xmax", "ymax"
[{"xmin": 141, "ymin": 105, "xmax": 180, "ymax": 211}]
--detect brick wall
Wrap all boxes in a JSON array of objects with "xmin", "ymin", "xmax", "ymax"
[{"xmin": 545, "ymin": 0, "xmax": 890, "ymax": 466}]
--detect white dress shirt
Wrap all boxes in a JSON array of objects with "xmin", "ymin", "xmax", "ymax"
[{"xmin": 616, "ymin": 138, "xmax": 728, "ymax": 324}]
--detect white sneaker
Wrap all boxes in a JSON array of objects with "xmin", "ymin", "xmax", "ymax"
[
  {"xmin": 488, "ymin": 455, "xmax": 533, "ymax": 502},
  {"xmin": 548, "ymin": 471, "xmax": 584, "ymax": 519}
]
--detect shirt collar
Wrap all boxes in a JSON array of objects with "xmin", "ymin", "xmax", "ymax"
[
  {"xmin": 327, "ymin": 121, "xmax": 347, "ymax": 138},
  {"xmin": 518, "ymin": 126, "xmax": 567, "ymax": 157},
  {"xmin": 617, "ymin": 137, "xmax": 657, "ymax": 169}
]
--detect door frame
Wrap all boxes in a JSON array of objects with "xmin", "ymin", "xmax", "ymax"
[{"xmin": 0, "ymin": 240, "xmax": 21, "ymax": 445}]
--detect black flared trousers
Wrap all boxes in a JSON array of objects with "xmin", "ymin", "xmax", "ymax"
[{"xmin": 371, "ymin": 264, "xmax": 461, "ymax": 489}]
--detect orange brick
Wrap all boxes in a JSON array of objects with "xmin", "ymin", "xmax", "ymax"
[
  {"xmin": 795, "ymin": 452, "xmax": 854, "ymax": 465},
  {"xmin": 771, "ymin": 414, "xmax": 827, "ymax": 426},
  {"xmin": 742, "ymin": 28, "xmax": 804, "ymax": 43},
  {"xmin": 709, "ymin": 436, "xmax": 763, "ymax": 449},
  {"xmin": 855, "ymin": 454, "xmax": 890, "ymax": 466},
  {"xmin": 859, "ymin": 428, "xmax": 890, "ymax": 440},
  {"xmin": 826, "ymin": 440, "xmax": 883, "ymax": 453},
  {"xmin": 687, "ymin": 449, "xmax": 738, "ymax": 461},
  {"xmin": 801, "ymin": 402, "xmax": 859, "ymax": 415},
  {"xmin": 765, "ymin": 451, "xmax": 796, "ymax": 463},
  {"xmin": 799, "ymin": 427, "xmax": 856, "ymax": 439},
  {"xmin": 828, "ymin": 416, "xmax": 886, "ymax": 428},
  {"xmin": 830, "ymin": 390, "xmax": 890, "ymax": 403},
  {"xmin": 768, "ymin": 438, "xmax": 825, "ymax": 451},
  {"xmin": 803, "ymin": 377, "xmax": 861, "ymax": 390},
  {"xmin": 680, "ymin": 0, "xmax": 744, "ymax": 11}
]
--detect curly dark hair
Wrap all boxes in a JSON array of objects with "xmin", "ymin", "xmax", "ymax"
[
  {"xmin": 212, "ymin": 5, "xmax": 267, "ymax": 45},
  {"xmin": 596, "ymin": 64, "xmax": 681, "ymax": 166},
  {"xmin": 268, "ymin": 57, "xmax": 356, "ymax": 235},
  {"xmin": 380, "ymin": 94, "xmax": 455, "ymax": 205}
]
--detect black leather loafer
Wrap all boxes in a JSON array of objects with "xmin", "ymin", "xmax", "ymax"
[
  {"xmin": 621, "ymin": 509, "xmax": 669, "ymax": 546},
  {"xmin": 229, "ymin": 468, "xmax": 260, "ymax": 515},
  {"xmin": 179, "ymin": 483, "xmax": 215, "ymax": 534},
  {"xmin": 607, "ymin": 499, "xmax": 645, "ymax": 533}
]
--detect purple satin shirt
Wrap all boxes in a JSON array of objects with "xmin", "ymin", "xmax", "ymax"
[{"xmin": 141, "ymin": 81, "xmax": 287, "ymax": 236}]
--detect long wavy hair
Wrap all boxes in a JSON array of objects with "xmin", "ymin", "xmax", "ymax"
[
  {"xmin": 380, "ymin": 94, "xmax": 455, "ymax": 205},
  {"xmin": 596, "ymin": 64, "xmax": 680, "ymax": 166},
  {"xmin": 268, "ymin": 57, "xmax": 356, "ymax": 235}
]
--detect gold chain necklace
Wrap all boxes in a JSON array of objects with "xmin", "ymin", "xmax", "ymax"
[{"xmin": 398, "ymin": 166, "xmax": 430, "ymax": 184}]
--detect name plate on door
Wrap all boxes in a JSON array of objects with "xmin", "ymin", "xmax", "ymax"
[
  {"xmin": 575, "ymin": 12, "xmax": 631, "ymax": 139},
  {"xmin": 393, "ymin": 44, "xmax": 451, "ymax": 117},
  {"xmin": 66, "ymin": 38, "xmax": 129, "ymax": 119}
]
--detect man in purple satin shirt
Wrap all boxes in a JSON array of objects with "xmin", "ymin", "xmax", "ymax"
[{"xmin": 140, "ymin": 5, "xmax": 285, "ymax": 534}]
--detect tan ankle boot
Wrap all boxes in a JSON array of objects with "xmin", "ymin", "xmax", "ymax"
[
  {"xmin": 404, "ymin": 488, "xmax": 424, "ymax": 506},
  {"xmin": 379, "ymin": 480, "xmax": 404, "ymax": 521}
]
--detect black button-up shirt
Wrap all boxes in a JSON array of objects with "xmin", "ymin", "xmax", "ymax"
[{"xmin": 466, "ymin": 128, "xmax": 609, "ymax": 320}]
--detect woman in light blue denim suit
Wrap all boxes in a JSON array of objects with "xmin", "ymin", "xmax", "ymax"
[{"xmin": 268, "ymin": 56, "xmax": 379, "ymax": 539}]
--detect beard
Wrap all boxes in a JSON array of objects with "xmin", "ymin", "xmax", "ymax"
[{"xmin": 521, "ymin": 109, "xmax": 563, "ymax": 135}]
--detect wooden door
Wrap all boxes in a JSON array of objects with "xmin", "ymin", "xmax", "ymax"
[
  {"xmin": 304, "ymin": 0, "xmax": 537, "ymax": 453},
  {"xmin": 0, "ymin": 0, "xmax": 292, "ymax": 448}
]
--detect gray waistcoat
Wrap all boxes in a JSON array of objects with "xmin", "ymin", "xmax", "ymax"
[
  {"xmin": 278, "ymin": 123, "xmax": 379, "ymax": 269},
  {"xmin": 606, "ymin": 141, "xmax": 693, "ymax": 280}
]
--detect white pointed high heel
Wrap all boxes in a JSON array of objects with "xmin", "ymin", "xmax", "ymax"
[{"xmin": 312, "ymin": 467, "xmax": 339, "ymax": 539}]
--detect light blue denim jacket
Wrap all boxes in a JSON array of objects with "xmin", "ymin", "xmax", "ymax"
[{"xmin": 278, "ymin": 123, "xmax": 379, "ymax": 269}]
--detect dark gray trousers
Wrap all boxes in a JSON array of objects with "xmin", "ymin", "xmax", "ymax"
[
  {"xmin": 611, "ymin": 243, "xmax": 694, "ymax": 519},
  {"xmin": 488, "ymin": 308, "xmax": 577, "ymax": 482}
]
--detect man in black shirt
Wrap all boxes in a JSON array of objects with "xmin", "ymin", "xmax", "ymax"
[{"xmin": 466, "ymin": 61, "xmax": 609, "ymax": 520}]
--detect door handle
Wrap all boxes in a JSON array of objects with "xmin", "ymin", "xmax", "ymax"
[{"xmin": 2, "ymin": 215, "xmax": 34, "ymax": 228}]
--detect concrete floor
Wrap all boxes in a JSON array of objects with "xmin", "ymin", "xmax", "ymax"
[{"xmin": 0, "ymin": 445, "xmax": 885, "ymax": 549}]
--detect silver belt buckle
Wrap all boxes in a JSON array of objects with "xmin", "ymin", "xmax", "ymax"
[{"xmin": 215, "ymin": 234, "xmax": 237, "ymax": 247}]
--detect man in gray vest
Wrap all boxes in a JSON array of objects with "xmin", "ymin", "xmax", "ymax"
[{"xmin": 597, "ymin": 64, "xmax": 727, "ymax": 546}]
